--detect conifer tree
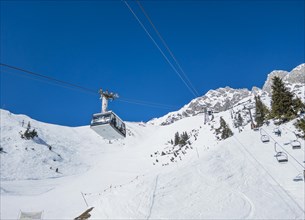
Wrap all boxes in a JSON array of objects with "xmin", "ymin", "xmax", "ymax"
[
  {"xmin": 216, "ymin": 117, "xmax": 233, "ymax": 140},
  {"xmin": 255, "ymin": 95, "xmax": 269, "ymax": 127},
  {"xmin": 174, "ymin": 132, "xmax": 180, "ymax": 146},
  {"xmin": 294, "ymin": 118, "xmax": 305, "ymax": 139},
  {"xmin": 292, "ymin": 97, "xmax": 305, "ymax": 114},
  {"xmin": 179, "ymin": 132, "xmax": 189, "ymax": 146},
  {"xmin": 237, "ymin": 113, "xmax": 243, "ymax": 127},
  {"xmin": 271, "ymin": 76, "xmax": 295, "ymax": 120}
]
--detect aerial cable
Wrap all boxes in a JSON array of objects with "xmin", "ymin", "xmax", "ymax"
[
  {"xmin": 233, "ymin": 136, "xmax": 305, "ymax": 214},
  {"xmin": 0, "ymin": 63, "xmax": 97, "ymax": 94},
  {"xmin": 0, "ymin": 63, "xmax": 177, "ymax": 110},
  {"xmin": 0, "ymin": 68, "xmax": 96, "ymax": 95},
  {"xmin": 123, "ymin": 0, "xmax": 198, "ymax": 98},
  {"xmin": 118, "ymin": 98, "xmax": 177, "ymax": 109},
  {"xmin": 136, "ymin": 0, "xmax": 200, "ymax": 97},
  {"xmin": 261, "ymin": 128, "xmax": 305, "ymax": 169}
]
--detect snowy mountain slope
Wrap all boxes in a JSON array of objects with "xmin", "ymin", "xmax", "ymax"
[
  {"xmin": 150, "ymin": 63, "xmax": 304, "ymax": 126},
  {"xmin": 1, "ymin": 108, "xmax": 304, "ymax": 219}
]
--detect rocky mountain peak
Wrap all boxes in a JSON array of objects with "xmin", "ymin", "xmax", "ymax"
[
  {"xmin": 150, "ymin": 63, "xmax": 304, "ymax": 126},
  {"xmin": 262, "ymin": 70, "xmax": 289, "ymax": 94},
  {"xmin": 262, "ymin": 63, "xmax": 305, "ymax": 94}
]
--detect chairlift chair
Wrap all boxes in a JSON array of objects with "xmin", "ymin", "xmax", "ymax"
[
  {"xmin": 275, "ymin": 152, "xmax": 288, "ymax": 163},
  {"xmin": 273, "ymin": 127, "xmax": 281, "ymax": 136},
  {"xmin": 90, "ymin": 89, "xmax": 126, "ymax": 140},
  {"xmin": 291, "ymin": 140, "xmax": 301, "ymax": 149},
  {"xmin": 274, "ymin": 142, "xmax": 279, "ymax": 153},
  {"xmin": 261, "ymin": 135, "xmax": 270, "ymax": 143},
  {"xmin": 293, "ymin": 173, "xmax": 304, "ymax": 182}
]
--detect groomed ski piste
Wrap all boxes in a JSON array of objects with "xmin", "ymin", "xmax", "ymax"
[{"xmin": 1, "ymin": 106, "xmax": 304, "ymax": 219}]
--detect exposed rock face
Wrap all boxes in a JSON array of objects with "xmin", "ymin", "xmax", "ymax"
[
  {"xmin": 153, "ymin": 87, "xmax": 252, "ymax": 126},
  {"xmin": 262, "ymin": 70, "xmax": 289, "ymax": 94},
  {"xmin": 150, "ymin": 63, "xmax": 304, "ymax": 126},
  {"xmin": 285, "ymin": 63, "xmax": 305, "ymax": 84},
  {"xmin": 262, "ymin": 63, "xmax": 305, "ymax": 94}
]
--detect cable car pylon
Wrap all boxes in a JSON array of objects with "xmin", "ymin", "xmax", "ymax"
[{"xmin": 90, "ymin": 88, "xmax": 126, "ymax": 139}]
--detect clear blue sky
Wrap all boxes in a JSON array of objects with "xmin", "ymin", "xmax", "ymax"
[{"xmin": 1, "ymin": 0, "xmax": 304, "ymax": 126}]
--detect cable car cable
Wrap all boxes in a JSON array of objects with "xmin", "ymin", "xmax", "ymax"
[
  {"xmin": 0, "ymin": 63, "xmax": 97, "ymax": 94},
  {"xmin": 0, "ymin": 63, "xmax": 178, "ymax": 110},
  {"xmin": 136, "ymin": 0, "xmax": 200, "ymax": 97},
  {"xmin": 118, "ymin": 98, "xmax": 178, "ymax": 109},
  {"xmin": 123, "ymin": 0, "xmax": 198, "ymax": 98}
]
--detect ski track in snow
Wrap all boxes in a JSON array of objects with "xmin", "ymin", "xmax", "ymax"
[{"xmin": 146, "ymin": 175, "xmax": 158, "ymax": 219}]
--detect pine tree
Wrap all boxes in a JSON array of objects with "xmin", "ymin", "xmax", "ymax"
[
  {"xmin": 174, "ymin": 132, "xmax": 180, "ymax": 146},
  {"xmin": 27, "ymin": 122, "xmax": 31, "ymax": 130},
  {"xmin": 179, "ymin": 132, "xmax": 189, "ymax": 146},
  {"xmin": 294, "ymin": 118, "xmax": 305, "ymax": 139},
  {"xmin": 292, "ymin": 97, "xmax": 305, "ymax": 114},
  {"xmin": 255, "ymin": 95, "xmax": 269, "ymax": 127},
  {"xmin": 237, "ymin": 113, "xmax": 243, "ymax": 127},
  {"xmin": 271, "ymin": 76, "xmax": 295, "ymax": 120},
  {"xmin": 216, "ymin": 117, "xmax": 233, "ymax": 140}
]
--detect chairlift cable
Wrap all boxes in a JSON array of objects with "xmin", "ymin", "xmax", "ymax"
[
  {"xmin": 261, "ymin": 128, "xmax": 304, "ymax": 169},
  {"xmin": 0, "ymin": 63, "xmax": 177, "ymax": 110},
  {"xmin": 123, "ymin": 0, "xmax": 198, "ymax": 98},
  {"xmin": 233, "ymin": 136, "xmax": 305, "ymax": 214},
  {"xmin": 136, "ymin": 0, "xmax": 200, "ymax": 96}
]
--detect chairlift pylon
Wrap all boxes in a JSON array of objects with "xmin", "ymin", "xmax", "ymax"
[{"xmin": 90, "ymin": 88, "xmax": 126, "ymax": 140}]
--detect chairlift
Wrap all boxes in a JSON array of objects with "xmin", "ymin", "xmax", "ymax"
[
  {"xmin": 90, "ymin": 89, "xmax": 126, "ymax": 139},
  {"xmin": 261, "ymin": 135, "xmax": 270, "ymax": 143},
  {"xmin": 275, "ymin": 152, "xmax": 288, "ymax": 163},
  {"xmin": 273, "ymin": 127, "xmax": 281, "ymax": 136},
  {"xmin": 291, "ymin": 140, "xmax": 301, "ymax": 149},
  {"xmin": 293, "ymin": 173, "xmax": 304, "ymax": 182},
  {"xmin": 274, "ymin": 142, "xmax": 279, "ymax": 153}
]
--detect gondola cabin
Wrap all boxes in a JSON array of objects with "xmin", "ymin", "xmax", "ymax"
[
  {"xmin": 90, "ymin": 88, "xmax": 126, "ymax": 140},
  {"xmin": 91, "ymin": 111, "xmax": 126, "ymax": 139}
]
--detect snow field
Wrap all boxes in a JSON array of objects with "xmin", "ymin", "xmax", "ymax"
[{"xmin": 1, "ymin": 109, "xmax": 304, "ymax": 219}]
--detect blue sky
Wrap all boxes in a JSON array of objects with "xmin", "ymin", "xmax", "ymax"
[{"xmin": 1, "ymin": 0, "xmax": 304, "ymax": 126}]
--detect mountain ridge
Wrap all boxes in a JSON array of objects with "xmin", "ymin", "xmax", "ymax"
[{"xmin": 150, "ymin": 63, "xmax": 304, "ymax": 125}]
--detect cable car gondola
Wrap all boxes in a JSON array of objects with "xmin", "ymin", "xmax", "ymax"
[{"xmin": 90, "ymin": 89, "xmax": 126, "ymax": 139}]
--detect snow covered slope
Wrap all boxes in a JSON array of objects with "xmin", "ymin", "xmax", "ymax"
[{"xmin": 1, "ymin": 107, "xmax": 304, "ymax": 219}]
